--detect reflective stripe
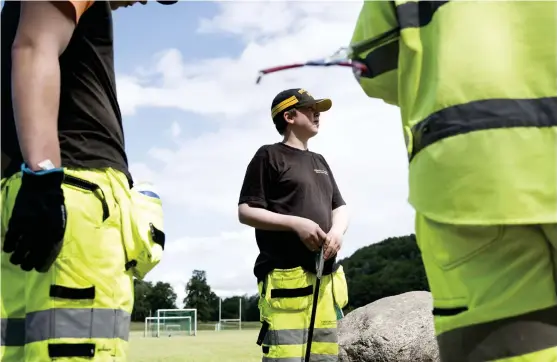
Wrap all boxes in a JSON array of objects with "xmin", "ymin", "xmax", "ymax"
[
  {"xmin": 359, "ymin": 39, "xmax": 399, "ymax": 79},
  {"xmin": 354, "ymin": 0, "xmax": 449, "ymax": 79},
  {"xmin": 396, "ymin": 1, "xmax": 450, "ymax": 29},
  {"xmin": 27, "ymin": 308, "xmax": 131, "ymax": 343},
  {"xmin": 0, "ymin": 309, "xmax": 130, "ymax": 346},
  {"xmin": 437, "ymin": 305, "xmax": 557, "ymax": 362},
  {"xmin": 264, "ymin": 328, "xmax": 337, "ymax": 345},
  {"xmin": 0, "ymin": 318, "xmax": 25, "ymax": 346},
  {"xmin": 263, "ymin": 354, "xmax": 338, "ymax": 362},
  {"xmin": 352, "ymin": 1, "xmax": 450, "ymax": 79},
  {"xmin": 409, "ymin": 97, "xmax": 557, "ymax": 161}
]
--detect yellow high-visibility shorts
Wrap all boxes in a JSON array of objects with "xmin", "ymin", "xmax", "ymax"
[
  {"xmin": 256, "ymin": 265, "xmax": 349, "ymax": 362},
  {"xmin": 1, "ymin": 168, "xmax": 137, "ymax": 362},
  {"xmin": 416, "ymin": 213, "xmax": 557, "ymax": 362}
]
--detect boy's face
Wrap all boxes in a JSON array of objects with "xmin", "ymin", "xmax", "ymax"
[{"xmin": 286, "ymin": 105, "xmax": 321, "ymax": 138}]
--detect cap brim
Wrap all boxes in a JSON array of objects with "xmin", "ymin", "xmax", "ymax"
[
  {"xmin": 156, "ymin": 0, "xmax": 178, "ymax": 4},
  {"xmin": 315, "ymin": 98, "xmax": 332, "ymax": 112},
  {"xmin": 300, "ymin": 98, "xmax": 332, "ymax": 113}
]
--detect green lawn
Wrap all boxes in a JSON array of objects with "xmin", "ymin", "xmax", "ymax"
[
  {"xmin": 130, "ymin": 321, "xmax": 261, "ymax": 332},
  {"xmin": 129, "ymin": 329, "xmax": 262, "ymax": 362},
  {"xmin": 128, "ymin": 322, "xmax": 262, "ymax": 362}
]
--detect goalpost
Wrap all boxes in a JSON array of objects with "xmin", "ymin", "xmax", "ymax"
[
  {"xmin": 215, "ymin": 298, "xmax": 242, "ymax": 331},
  {"xmin": 144, "ymin": 308, "xmax": 198, "ymax": 337},
  {"xmin": 145, "ymin": 316, "xmax": 192, "ymax": 337}
]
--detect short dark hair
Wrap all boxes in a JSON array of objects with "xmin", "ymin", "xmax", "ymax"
[{"xmin": 273, "ymin": 108, "xmax": 297, "ymax": 135}]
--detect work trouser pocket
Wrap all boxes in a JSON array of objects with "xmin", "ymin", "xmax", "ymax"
[
  {"xmin": 122, "ymin": 183, "xmax": 165, "ymax": 279},
  {"xmin": 257, "ymin": 267, "xmax": 314, "ymax": 357},
  {"xmin": 63, "ymin": 174, "xmax": 111, "ymax": 224},
  {"xmin": 266, "ymin": 267, "xmax": 314, "ymax": 312},
  {"xmin": 331, "ymin": 265, "xmax": 349, "ymax": 310},
  {"xmin": 421, "ymin": 216, "xmax": 503, "ymax": 272}
]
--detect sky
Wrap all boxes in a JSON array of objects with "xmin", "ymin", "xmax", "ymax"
[{"xmin": 112, "ymin": 0, "xmax": 415, "ymax": 307}]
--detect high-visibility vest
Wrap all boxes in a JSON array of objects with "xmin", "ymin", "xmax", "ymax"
[{"xmin": 349, "ymin": 1, "xmax": 557, "ymax": 224}]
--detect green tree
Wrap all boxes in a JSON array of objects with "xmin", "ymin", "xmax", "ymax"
[
  {"xmin": 208, "ymin": 292, "xmax": 220, "ymax": 321},
  {"xmin": 339, "ymin": 234, "xmax": 429, "ymax": 312},
  {"xmin": 221, "ymin": 296, "xmax": 242, "ymax": 320},
  {"xmin": 132, "ymin": 279, "xmax": 153, "ymax": 322},
  {"xmin": 243, "ymin": 294, "xmax": 260, "ymax": 322},
  {"xmin": 146, "ymin": 281, "xmax": 177, "ymax": 313},
  {"xmin": 183, "ymin": 270, "xmax": 218, "ymax": 321}
]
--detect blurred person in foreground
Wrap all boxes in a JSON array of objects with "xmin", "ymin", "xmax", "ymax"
[
  {"xmin": 238, "ymin": 88, "xmax": 350, "ymax": 361},
  {"xmin": 0, "ymin": 1, "xmax": 175, "ymax": 361},
  {"xmin": 348, "ymin": 2, "xmax": 557, "ymax": 361}
]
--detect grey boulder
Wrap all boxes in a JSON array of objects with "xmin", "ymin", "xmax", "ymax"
[{"xmin": 338, "ymin": 291, "xmax": 440, "ymax": 362}]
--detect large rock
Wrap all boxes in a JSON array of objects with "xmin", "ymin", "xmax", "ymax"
[{"xmin": 338, "ymin": 291, "xmax": 440, "ymax": 362}]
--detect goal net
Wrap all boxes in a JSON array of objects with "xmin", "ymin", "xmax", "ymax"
[{"xmin": 144, "ymin": 308, "xmax": 197, "ymax": 337}]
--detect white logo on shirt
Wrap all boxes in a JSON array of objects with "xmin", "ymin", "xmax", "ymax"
[{"xmin": 314, "ymin": 169, "xmax": 328, "ymax": 175}]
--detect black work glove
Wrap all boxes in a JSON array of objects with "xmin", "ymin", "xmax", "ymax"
[{"xmin": 3, "ymin": 166, "xmax": 67, "ymax": 273}]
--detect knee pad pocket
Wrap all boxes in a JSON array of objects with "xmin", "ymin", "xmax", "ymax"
[{"xmin": 424, "ymin": 218, "xmax": 504, "ymax": 271}]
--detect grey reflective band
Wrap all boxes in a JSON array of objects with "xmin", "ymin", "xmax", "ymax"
[
  {"xmin": 0, "ymin": 308, "xmax": 131, "ymax": 346},
  {"xmin": 264, "ymin": 328, "xmax": 338, "ymax": 345},
  {"xmin": 0, "ymin": 318, "xmax": 25, "ymax": 347},
  {"xmin": 263, "ymin": 354, "xmax": 338, "ymax": 362},
  {"xmin": 437, "ymin": 305, "xmax": 557, "ymax": 361},
  {"xmin": 409, "ymin": 97, "xmax": 557, "ymax": 161},
  {"xmin": 396, "ymin": 0, "xmax": 450, "ymax": 29}
]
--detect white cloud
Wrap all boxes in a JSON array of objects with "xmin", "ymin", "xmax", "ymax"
[
  {"xmin": 169, "ymin": 121, "xmax": 181, "ymax": 138},
  {"xmin": 121, "ymin": 1, "xmax": 415, "ymax": 304}
]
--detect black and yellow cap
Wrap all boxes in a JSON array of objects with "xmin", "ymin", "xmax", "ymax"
[{"xmin": 271, "ymin": 88, "xmax": 332, "ymax": 121}]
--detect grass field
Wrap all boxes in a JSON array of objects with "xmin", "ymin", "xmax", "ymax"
[{"xmin": 128, "ymin": 322, "xmax": 262, "ymax": 362}]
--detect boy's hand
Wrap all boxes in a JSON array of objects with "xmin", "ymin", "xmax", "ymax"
[{"xmin": 323, "ymin": 230, "xmax": 343, "ymax": 260}]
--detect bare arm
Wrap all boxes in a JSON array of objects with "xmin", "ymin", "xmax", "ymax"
[
  {"xmin": 330, "ymin": 205, "xmax": 349, "ymax": 235},
  {"xmin": 322, "ymin": 155, "xmax": 349, "ymax": 235},
  {"xmin": 238, "ymin": 203, "xmax": 298, "ymax": 231},
  {"xmin": 11, "ymin": 1, "xmax": 78, "ymax": 170}
]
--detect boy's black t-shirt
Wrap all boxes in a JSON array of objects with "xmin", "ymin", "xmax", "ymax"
[
  {"xmin": 238, "ymin": 142, "xmax": 346, "ymax": 281},
  {"xmin": 1, "ymin": 1, "xmax": 131, "ymax": 183}
]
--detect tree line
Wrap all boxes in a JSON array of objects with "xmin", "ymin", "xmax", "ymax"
[{"xmin": 131, "ymin": 234, "xmax": 429, "ymax": 322}]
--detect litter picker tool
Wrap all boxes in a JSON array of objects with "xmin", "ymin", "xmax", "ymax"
[
  {"xmin": 255, "ymin": 47, "xmax": 368, "ymax": 85},
  {"xmin": 254, "ymin": 29, "xmax": 402, "ymax": 85},
  {"xmin": 304, "ymin": 247, "xmax": 326, "ymax": 362}
]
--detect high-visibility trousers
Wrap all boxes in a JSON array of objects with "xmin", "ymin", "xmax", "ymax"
[
  {"xmin": 0, "ymin": 168, "xmax": 136, "ymax": 362},
  {"xmin": 415, "ymin": 213, "xmax": 557, "ymax": 362},
  {"xmin": 256, "ymin": 265, "xmax": 349, "ymax": 362}
]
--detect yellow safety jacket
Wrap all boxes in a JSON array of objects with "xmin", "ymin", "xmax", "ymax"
[{"xmin": 349, "ymin": 0, "xmax": 557, "ymax": 225}]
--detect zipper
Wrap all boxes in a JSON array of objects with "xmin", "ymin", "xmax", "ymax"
[{"xmin": 63, "ymin": 174, "xmax": 110, "ymax": 222}]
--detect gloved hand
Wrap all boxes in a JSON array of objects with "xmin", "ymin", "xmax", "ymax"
[{"xmin": 3, "ymin": 165, "xmax": 67, "ymax": 273}]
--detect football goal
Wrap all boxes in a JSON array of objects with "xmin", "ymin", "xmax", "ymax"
[
  {"xmin": 144, "ymin": 308, "xmax": 197, "ymax": 337},
  {"xmin": 215, "ymin": 298, "xmax": 242, "ymax": 331}
]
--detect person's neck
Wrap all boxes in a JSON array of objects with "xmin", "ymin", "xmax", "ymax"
[{"xmin": 282, "ymin": 132, "xmax": 309, "ymax": 150}]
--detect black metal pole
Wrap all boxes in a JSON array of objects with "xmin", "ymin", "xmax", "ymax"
[
  {"xmin": 305, "ymin": 248, "xmax": 324, "ymax": 362},
  {"xmin": 304, "ymin": 277, "xmax": 321, "ymax": 362}
]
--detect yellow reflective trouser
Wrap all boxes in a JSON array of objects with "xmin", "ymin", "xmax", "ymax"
[
  {"xmin": 416, "ymin": 213, "xmax": 557, "ymax": 362},
  {"xmin": 256, "ymin": 265, "xmax": 349, "ymax": 362},
  {"xmin": 0, "ymin": 168, "xmax": 136, "ymax": 362}
]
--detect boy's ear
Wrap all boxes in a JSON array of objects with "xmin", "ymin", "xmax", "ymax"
[{"xmin": 283, "ymin": 110, "xmax": 295, "ymax": 125}]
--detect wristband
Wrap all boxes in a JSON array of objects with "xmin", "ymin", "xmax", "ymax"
[{"xmin": 21, "ymin": 161, "xmax": 63, "ymax": 176}]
